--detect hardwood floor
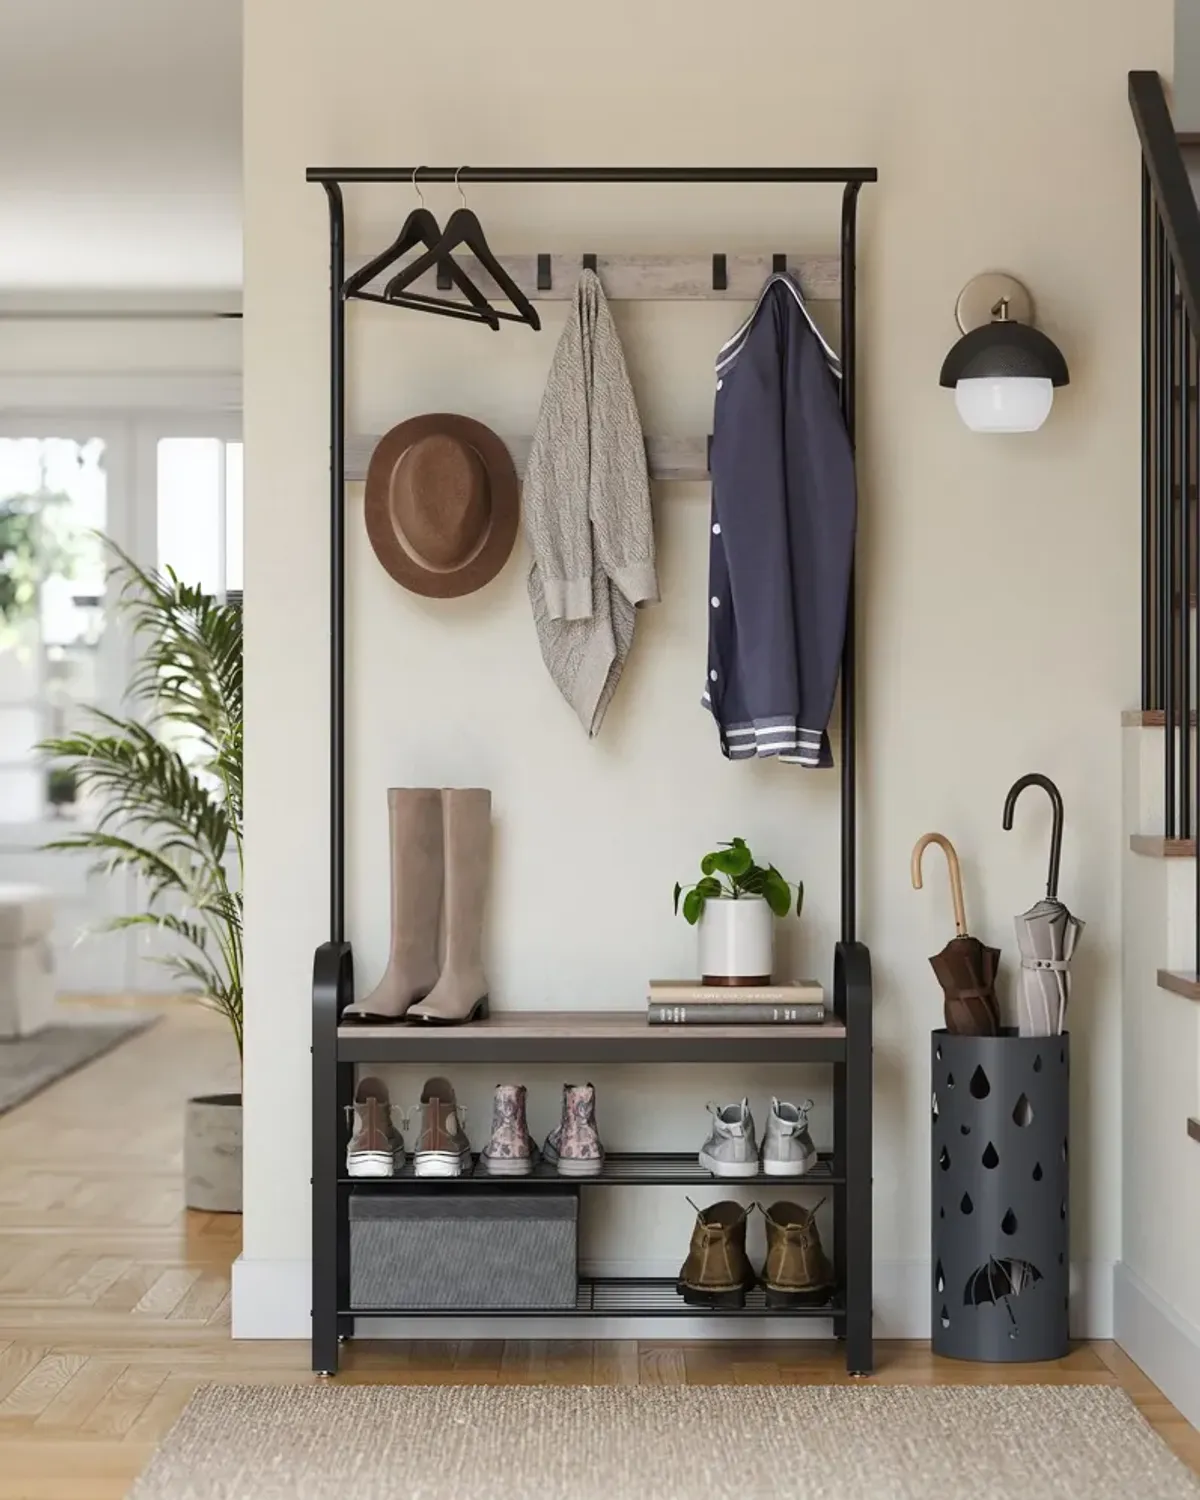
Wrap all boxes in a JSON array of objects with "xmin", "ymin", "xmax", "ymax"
[{"xmin": 0, "ymin": 1003, "xmax": 1196, "ymax": 1498}]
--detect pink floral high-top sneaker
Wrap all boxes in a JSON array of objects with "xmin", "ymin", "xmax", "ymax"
[
  {"xmin": 543, "ymin": 1082, "xmax": 605, "ymax": 1177},
  {"xmin": 479, "ymin": 1083, "xmax": 537, "ymax": 1176}
]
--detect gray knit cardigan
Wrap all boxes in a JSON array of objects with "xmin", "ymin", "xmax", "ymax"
[{"xmin": 523, "ymin": 271, "xmax": 659, "ymax": 736}]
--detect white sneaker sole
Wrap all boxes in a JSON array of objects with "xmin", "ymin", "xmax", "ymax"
[
  {"xmin": 480, "ymin": 1155, "xmax": 535, "ymax": 1176},
  {"xmin": 413, "ymin": 1151, "xmax": 469, "ymax": 1178},
  {"xmin": 555, "ymin": 1155, "xmax": 605, "ymax": 1177},
  {"xmin": 761, "ymin": 1150, "xmax": 818, "ymax": 1177},
  {"xmin": 698, "ymin": 1150, "xmax": 760, "ymax": 1179},
  {"xmin": 346, "ymin": 1151, "xmax": 400, "ymax": 1178}
]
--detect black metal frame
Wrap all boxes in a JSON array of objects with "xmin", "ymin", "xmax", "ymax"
[
  {"xmin": 306, "ymin": 163, "xmax": 876, "ymax": 1377},
  {"xmin": 1131, "ymin": 72, "xmax": 1200, "ymax": 968}
]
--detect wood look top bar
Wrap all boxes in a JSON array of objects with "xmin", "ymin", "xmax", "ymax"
[{"xmin": 337, "ymin": 1010, "xmax": 847, "ymax": 1064}]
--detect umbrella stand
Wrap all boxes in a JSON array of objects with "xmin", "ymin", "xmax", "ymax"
[
  {"xmin": 932, "ymin": 1030, "xmax": 1069, "ymax": 1362},
  {"xmin": 911, "ymin": 833, "xmax": 1001, "ymax": 1036}
]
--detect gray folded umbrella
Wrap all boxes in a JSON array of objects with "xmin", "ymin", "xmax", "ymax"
[
  {"xmin": 1013, "ymin": 896, "xmax": 1084, "ymax": 1037},
  {"xmin": 1003, "ymin": 774, "xmax": 1083, "ymax": 1037}
]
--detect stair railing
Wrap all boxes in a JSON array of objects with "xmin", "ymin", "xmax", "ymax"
[{"xmin": 1130, "ymin": 70, "xmax": 1200, "ymax": 968}]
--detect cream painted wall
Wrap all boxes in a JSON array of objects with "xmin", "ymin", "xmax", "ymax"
[{"xmin": 241, "ymin": 0, "xmax": 1171, "ymax": 1334}]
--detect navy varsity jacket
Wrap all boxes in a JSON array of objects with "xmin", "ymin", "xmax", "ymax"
[{"xmin": 701, "ymin": 273, "xmax": 857, "ymax": 767}]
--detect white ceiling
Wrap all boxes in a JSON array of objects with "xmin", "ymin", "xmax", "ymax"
[{"xmin": 0, "ymin": 0, "xmax": 241, "ymax": 290}]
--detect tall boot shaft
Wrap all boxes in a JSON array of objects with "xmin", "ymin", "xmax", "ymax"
[
  {"xmin": 407, "ymin": 788, "xmax": 491, "ymax": 1024},
  {"xmin": 343, "ymin": 788, "xmax": 443, "ymax": 1021}
]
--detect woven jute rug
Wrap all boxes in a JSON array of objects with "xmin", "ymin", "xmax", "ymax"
[{"xmin": 127, "ymin": 1381, "xmax": 1200, "ymax": 1499}]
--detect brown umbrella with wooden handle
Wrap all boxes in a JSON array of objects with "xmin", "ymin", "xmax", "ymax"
[{"xmin": 910, "ymin": 832, "xmax": 1001, "ymax": 1036}]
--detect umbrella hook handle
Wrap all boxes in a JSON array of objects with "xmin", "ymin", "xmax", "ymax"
[
  {"xmin": 911, "ymin": 832, "xmax": 969, "ymax": 937},
  {"xmin": 1002, "ymin": 773, "xmax": 1064, "ymax": 901}
]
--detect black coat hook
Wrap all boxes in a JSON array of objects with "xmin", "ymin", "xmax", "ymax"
[
  {"xmin": 537, "ymin": 254, "xmax": 552, "ymax": 291},
  {"xmin": 582, "ymin": 253, "xmax": 597, "ymax": 272},
  {"xmin": 1002, "ymin": 773, "xmax": 1065, "ymax": 901},
  {"xmin": 773, "ymin": 253, "xmax": 787, "ymax": 274},
  {"xmin": 712, "ymin": 253, "xmax": 727, "ymax": 291}
]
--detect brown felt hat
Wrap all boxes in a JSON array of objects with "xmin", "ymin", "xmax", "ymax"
[{"xmin": 364, "ymin": 413, "xmax": 519, "ymax": 599}]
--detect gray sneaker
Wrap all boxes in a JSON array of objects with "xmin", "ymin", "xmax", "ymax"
[
  {"xmin": 761, "ymin": 1097, "xmax": 818, "ymax": 1177},
  {"xmin": 698, "ymin": 1099, "xmax": 759, "ymax": 1179}
]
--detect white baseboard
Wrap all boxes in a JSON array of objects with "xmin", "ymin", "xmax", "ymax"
[
  {"xmin": 1113, "ymin": 1261, "xmax": 1200, "ymax": 1430},
  {"xmin": 233, "ymin": 1254, "xmax": 1113, "ymax": 1344}
]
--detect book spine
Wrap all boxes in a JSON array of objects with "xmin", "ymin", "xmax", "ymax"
[
  {"xmin": 647, "ymin": 1003, "xmax": 826, "ymax": 1026},
  {"xmin": 647, "ymin": 988, "xmax": 823, "ymax": 1004}
]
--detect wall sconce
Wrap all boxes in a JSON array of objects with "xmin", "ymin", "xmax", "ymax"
[{"xmin": 939, "ymin": 273, "xmax": 1069, "ymax": 432}]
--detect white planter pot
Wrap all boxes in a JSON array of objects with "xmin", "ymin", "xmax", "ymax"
[
  {"xmin": 698, "ymin": 896, "xmax": 774, "ymax": 984},
  {"xmin": 184, "ymin": 1093, "xmax": 242, "ymax": 1213}
]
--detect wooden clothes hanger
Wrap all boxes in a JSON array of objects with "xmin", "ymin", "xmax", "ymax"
[
  {"xmin": 382, "ymin": 168, "xmax": 541, "ymax": 331},
  {"xmin": 344, "ymin": 169, "xmax": 501, "ymax": 329}
]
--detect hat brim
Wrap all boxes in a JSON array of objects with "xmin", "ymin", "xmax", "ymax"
[{"xmin": 364, "ymin": 413, "xmax": 519, "ymax": 599}]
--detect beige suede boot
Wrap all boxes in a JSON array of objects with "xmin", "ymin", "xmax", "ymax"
[
  {"xmin": 343, "ymin": 788, "xmax": 443, "ymax": 1022},
  {"xmin": 407, "ymin": 788, "xmax": 491, "ymax": 1025}
]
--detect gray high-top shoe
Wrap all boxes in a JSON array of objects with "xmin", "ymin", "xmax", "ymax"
[
  {"xmin": 698, "ymin": 1098, "xmax": 759, "ymax": 1179},
  {"xmin": 761, "ymin": 1097, "xmax": 818, "ymax": 1177}
]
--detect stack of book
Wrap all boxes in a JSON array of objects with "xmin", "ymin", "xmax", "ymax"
[{"xmin": 646, "ymin": 979, "xmax": 825, "ymax": 1026}]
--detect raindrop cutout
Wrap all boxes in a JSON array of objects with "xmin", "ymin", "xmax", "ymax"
[
  {"xmin": 960, "ymin": 1192, "xmax": 973, "ymax": 1215},
  {"xmin": 1032, "ymin": 1162, "xmax": 1043, "ymax": 1182},
  {"xmin": 1033, "ymin": 1054, "xmax": 1043, "ymax": 1073},
  {"xmin": 931, "ymin": 1092, "xmax": 939, "ymax": 1123},
  {"xmin": 1060, "ymin": 1199, "xmax": 1067, "ymax": 1220},
  {"xmin": 940, "ymin": 1305, "xmax": 950, "ymax": 1329},
  {"xmin": 1062, "ymin": 1138, "xmax": 1068, "ymax": 1163},
  {"xmin": 969, "ymin": 1065, "xmax": 990, "ymax": 1099},
  {"xmin": 935, "ymin": 1260, "xmax": 944, "ymax": 1294},
  {"xmin": 939, "ymin": 1207, "xmax": 945, "ymax": 1219},
  {"xmin": 1058, "ymin": 1252, "xmax": 1064, "ymax": 1266},
  {"xmin": 1001, "ymin": 1208, "xmax": 1018, "ymax": 1236},
  {"xmin": 1013, "ymin": 1093, "xmax": 1035, "ymax": 1128},
  {"xmin": 935, "ymin": 1044, "xmax": 943, "ymax": 1062},
  {"xmin": 939, "ymin": 1146, "xmax": 951, "ymax": 1172},
  {"xmin": 982, "ymin": 1142, "xmax": 1000, "ymax": 1170},
  {"xmin": 946, "ymin": 1072, "xmax": 955, "ymax": 1089}
]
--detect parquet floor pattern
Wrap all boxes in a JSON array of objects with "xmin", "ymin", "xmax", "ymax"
[{"xmin": 0, "ymin": 1003, "xmax": 1196, "ymax": 1498}]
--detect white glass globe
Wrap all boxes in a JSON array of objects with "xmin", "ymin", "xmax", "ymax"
[{"xmin": 954, "ymin": 376, "xmax": 1054, "ymax": 433}]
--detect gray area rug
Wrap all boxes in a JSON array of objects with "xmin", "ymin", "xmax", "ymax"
[
  {"xmin": 127, "ymin": 1382, "xmax": 1200, "ymax": 1500},
  {"xmin": 0, "ymin": 1015, "xmax": 155, "ymax": 1114}
]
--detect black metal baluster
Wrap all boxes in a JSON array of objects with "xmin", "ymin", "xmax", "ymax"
[
  {"xmin": 1162, "ymin": 231, "xmax": 1178, "ymax": 837},
  {"xmin": 1143, "ymin": 166, "xmax": 1155, "ymax": 709},
  {"xmin": 1180, "ymin": 307, "xmax": 1193, "ymax": 845}
]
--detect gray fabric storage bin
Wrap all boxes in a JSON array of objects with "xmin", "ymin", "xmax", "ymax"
[
  {"xmin": 931, "ymin": 1029, "xmax": 1069, "ymax": 1363},
  {"xmin": 349, "ymin": 1193, "xmax": 578, "ymax": 1311}
]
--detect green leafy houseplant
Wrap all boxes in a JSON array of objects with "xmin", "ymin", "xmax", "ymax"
[
  {"xmin": 673, "ymin": 837, "xmax": 804, "ymax": 926},
  {"xmin": 39, "ymin": 545, "xmax": 243, "ymax": 1062}
]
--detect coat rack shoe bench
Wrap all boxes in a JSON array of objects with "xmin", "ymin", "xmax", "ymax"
[{"xmin": 307, "ymin": 163, "xmax": 877, "ymax": 1377}]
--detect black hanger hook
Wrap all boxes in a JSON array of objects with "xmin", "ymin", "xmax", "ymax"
[
  {"xmin": 1002, "ymin": 773, "xmax": 1065, "ymax": 901},
  {"xmin": 455, "ymin": 165, "xmax": 467, "ymax": 211},
  {"xmin": 412, "ymin": 165, "xmax": 425, "ymax": 209}
]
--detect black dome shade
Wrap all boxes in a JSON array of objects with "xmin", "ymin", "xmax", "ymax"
[{"xmin": 939, "ymin": 320, "xmax": 1070, "ymax": 387}]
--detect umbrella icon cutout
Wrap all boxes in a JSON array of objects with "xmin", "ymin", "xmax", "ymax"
[{"xmin": 964, "ymin": 1255, "xmax": 1043, "ymax": 1339}]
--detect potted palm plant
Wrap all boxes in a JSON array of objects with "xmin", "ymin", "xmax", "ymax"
[
  {"xmin": 40, "ymin": 546, "xmax": 243, "ymax": 1212},
  {"xmin": 674, "ymin": 837, "xmax": 803, "ymax": 984}
]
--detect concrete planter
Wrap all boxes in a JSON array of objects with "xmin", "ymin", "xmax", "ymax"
[{"xmin": 184, "ymin": 1092, "xmax": 242, "ymax": 1213}]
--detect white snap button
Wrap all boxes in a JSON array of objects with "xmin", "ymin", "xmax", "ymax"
[
  {"xmin": 711, "ymin": 596, "xmax": 720, "ymax": 608},
  {"xmin": 712, "ymin": 523, "xmax": 721, "ymax": 535},
  {"xmin": 709, "ymin": 669, "xmax": 718, "ymax": 682}
]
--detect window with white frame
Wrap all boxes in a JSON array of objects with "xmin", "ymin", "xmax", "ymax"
[{"xmin": 0, "ymin": 412, "xmax": 242, "ymax": 830}]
